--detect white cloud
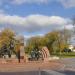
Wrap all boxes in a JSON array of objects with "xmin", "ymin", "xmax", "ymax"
[
  {"xmin": 11, "ymin": 0, "xmax": 50, "ymax": 4},
  {"xmin": 12, "ymin": 0, "xmax": 75, "ymax": 8},
  {"xmin": 65, "ymin": 24, "xmax": 73, "ymax": 30},
  {"xmin": 58, "ymin": 0, "xmax": 75, "ymax": 8},
  {"xmin": 0, "ymin": 14, "xmax": 72, "ymax": 34},
  {"xmin": 0, "ymin": 0, "xmax": 75, "ymax": 8},
  {"xmin": 24, "ymin": 33, "xmax": 44, "ymax": 38},
  {"xmin": 0, "ymin": 0, "xmax": 52, "ymax": 5},
  {"xmin": 0, "ymin": 14, "xmax": 26, "ymax": 25},
  {"xmin": 0, "ymin": 14, "xmax": 70, "ymax": 25},
  {"xmin": 0, "ymin": 9, "xmax": 5, "ymax": 14},
  {"xmin": 25, "ymin": 15, "xmax": 68, "ymax": 26}
]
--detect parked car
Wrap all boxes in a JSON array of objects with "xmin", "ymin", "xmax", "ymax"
[{"xmin": 63, "ymin": 48, "xmax": 71, "ymax": 52}]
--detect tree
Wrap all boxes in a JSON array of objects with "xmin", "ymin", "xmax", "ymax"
[
  {"xmin": 45, "ymin": 31, "xmax": 59, "ymax": 54},
  {"xmin": 0, "ymin": 28, "xmax": 16, "ymax": 57},
  {"xmin": 26, "ymin": 36, "xmax": 41, "ymax": 53},
  {"xmin": 25, "ymin": 30, "xmax": 71, "ymax": 56}
]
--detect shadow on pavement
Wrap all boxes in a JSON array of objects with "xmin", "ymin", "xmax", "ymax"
[
  {"xmin": 0, "ymin": 71, "xmax": 38, "ymax": 75},
  {"xmin": 0, "ymin": 70, "xmax": 75, "ymax": 75},
  {"xmin": 58, "ymin": 70, "xmax": 75, "ymax": 75}
]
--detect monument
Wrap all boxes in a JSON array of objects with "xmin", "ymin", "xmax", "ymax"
[
  {"xmin": 41, "ymin": 46, "xmax": 50, "ymax": 61},
  {"xmin": 15, "ymin": 35, "xmax": 26, "ymax": 63}
]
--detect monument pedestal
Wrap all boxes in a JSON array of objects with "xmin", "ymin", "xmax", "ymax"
[
  {"xmin": 20, "ymin": 45, "xmax": 27, "ymax": 63},
  {"xmin": 44, "ymin": 57, "xmax": 50, "ymax": 62}
]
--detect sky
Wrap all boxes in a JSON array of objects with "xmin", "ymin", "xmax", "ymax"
[{"xmin": 0, "ymin": 0, "xmax": 75, "ymax": 38}]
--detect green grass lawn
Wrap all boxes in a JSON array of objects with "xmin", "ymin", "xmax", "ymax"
[{"xmin": 52, "ymin": 52, "xmax": 75, "ymax": 58}]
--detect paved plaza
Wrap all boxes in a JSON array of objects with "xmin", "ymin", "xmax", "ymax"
[{"xmin": 0, "ymin": 58, "xmax": 75, "ymax": 75}]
